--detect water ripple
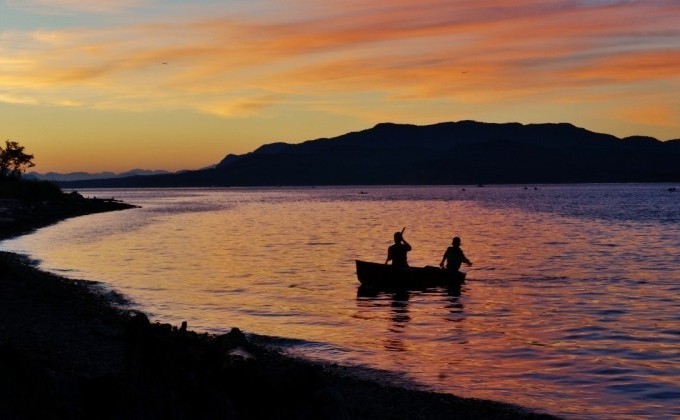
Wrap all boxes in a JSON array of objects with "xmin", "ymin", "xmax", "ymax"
[{"xmin": 2, "ymin": 185, "xmax": 679, "ymax": 418}]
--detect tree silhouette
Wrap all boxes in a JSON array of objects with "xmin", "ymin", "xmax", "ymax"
[{"xmin": 0, "ymin": 140, "xmax": 35, "ymax": 178}]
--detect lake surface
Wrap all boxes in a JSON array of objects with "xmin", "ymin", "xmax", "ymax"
[{"xmin": 2, "ymin": 185, "xmax": 679, "ymax": 418}]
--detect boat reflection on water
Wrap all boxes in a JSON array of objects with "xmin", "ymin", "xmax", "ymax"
[
  {"xmin": 386, "ymin": 291, "xmax": 410, "ymax": 352},
  {"xmin": 355, "ymin": 288, "xmax": 411, "ymax": 352},
  {"xmin": 357, "ymin": 282, "xmax": 462, "ymax": 299},
  {"xmin": 356, "ymin": 284, "xmax": 465, "ymax": 352}
]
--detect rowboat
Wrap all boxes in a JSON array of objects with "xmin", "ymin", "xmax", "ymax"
[{"xmin": 355, "ymin": 260, "xmax": 466, "ymax": 289}]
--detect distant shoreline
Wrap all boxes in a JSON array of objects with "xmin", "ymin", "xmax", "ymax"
[{"xmin": 0, "ymin": 198, "xmax": 559, "ymax": 419}]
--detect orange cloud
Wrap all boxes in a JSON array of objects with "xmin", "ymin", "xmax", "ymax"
[
  {"xmin": 6, "ymin": 0, "xmax": 150, "ymax": 14},
  {"xmin": 565, "ymin": 51, "xmax": 680, "ymax": 84},
  {"xmin": 1, "ymin": 0, "xmax": 679, "ymax": 147},
  {"xmin": 616, "ymin": 105, "xmax": 678, "ymax": 129}
]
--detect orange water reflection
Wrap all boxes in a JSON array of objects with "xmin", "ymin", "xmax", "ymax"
[{"xmin": 2, "ymin": 186, "xmax": 679, "ymax": 418}]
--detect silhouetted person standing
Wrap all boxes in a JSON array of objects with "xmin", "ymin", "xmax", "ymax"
[
  {"xmin": 440, "ymin": 237, "xmax": 472, "ymax": 272},
  {"xmin": 386, "ymin": 231, "xmax": 411, "ymax": 268}
]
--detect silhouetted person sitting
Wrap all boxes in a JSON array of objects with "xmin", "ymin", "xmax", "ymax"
[
  {"xmin": 386, "ymin": 231, "xmax": 412, "ymax": 268},
  {"xmin": 440, "ymin": 237, "xmax": 472, "ymax": 272}
]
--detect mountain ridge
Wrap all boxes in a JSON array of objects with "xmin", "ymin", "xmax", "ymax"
[
  {"xmin": 58, "ymin": 120, "xmax": 680, "ymax": 188},
  {"xmin": 28, "ymin": 169, "xmax": 173, "ymax": 182}
]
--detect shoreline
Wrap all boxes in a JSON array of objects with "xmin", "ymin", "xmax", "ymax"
[{"xmin": 0, "ymin": 198, "xmax": 559, "ymax": 419}]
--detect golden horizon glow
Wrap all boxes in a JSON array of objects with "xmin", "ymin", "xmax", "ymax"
[{"xmin": 1, "ymin": 0, "xmax": 679, "ymax": 173}]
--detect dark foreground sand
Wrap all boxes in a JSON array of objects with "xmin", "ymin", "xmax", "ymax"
[{"xmin": 0, "ymin": 198, "xmax": 560, "ymax": 419}]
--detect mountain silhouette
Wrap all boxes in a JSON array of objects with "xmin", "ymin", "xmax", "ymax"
[
  {"xmin": 59, "ymin": 121, "xmax": 680, "ymax": 188},
  {"xmin": 27, "ymin": 169, "xmax": 172, "ymax": 182}
]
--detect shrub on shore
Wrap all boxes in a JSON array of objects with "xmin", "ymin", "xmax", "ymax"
[
  {"xmin": 0, "ymin": 140, "xmax": 64, "ymax": 201},
  {"xmin": 0, "ymin": 178, "xmax": 65, "ymax": 201}
]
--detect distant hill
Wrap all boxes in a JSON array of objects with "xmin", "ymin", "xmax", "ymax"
[
  {"xmin": 29, "ymin": 169, "xmax": 172, "ymax": 182},
  {"xmin": 59, "ymin": 121, "xmax": 680, "ymax": 188}
]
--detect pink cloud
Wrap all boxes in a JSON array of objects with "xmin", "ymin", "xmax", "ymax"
[
  {"xmin": 6, "ymin": 0, "xmax": 150, "ymax": 14},
  {"xmin": 1, "ymin": 0, "xmax": 679, "ymax": 117}
]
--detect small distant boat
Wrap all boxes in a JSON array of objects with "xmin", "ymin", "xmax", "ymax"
[{"xmin": 355, "ymin": 260, "xmax": 466, "ymax": 289}]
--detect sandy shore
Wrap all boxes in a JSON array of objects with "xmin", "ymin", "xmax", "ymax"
[{"xmin": 0, "ymin": 197, "xmax": 560, "ymax": 419}]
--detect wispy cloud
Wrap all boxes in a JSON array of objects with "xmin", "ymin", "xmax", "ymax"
[
  {"xmin": 5, "ymin": 0, "xmax": 151, "ymax": 14},
  {"xmin": 1, "ymin": 0, "xmax": 679, "ymax": 124},
  {"xmin": 617, "ymin": 105, "xmax": 677, "ymax": 129}
]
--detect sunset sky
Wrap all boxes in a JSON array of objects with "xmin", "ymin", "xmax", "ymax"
[{"xmin": 2, "ymin": 0, "xmax": 679, "ymax": 173}]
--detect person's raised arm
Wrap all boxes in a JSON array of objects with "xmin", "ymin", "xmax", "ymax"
[
  {"xmin": 401, "ymin": 236, "xmax": 412, "ymax": 252},
  {"xmin": 462, "ymin": 252, "xmax": 472, "ymax": 267}
]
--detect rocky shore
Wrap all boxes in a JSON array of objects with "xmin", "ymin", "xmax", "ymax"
[{"xmin": 0, "ymin": 197, "xmax": 560, "ymax": 419}]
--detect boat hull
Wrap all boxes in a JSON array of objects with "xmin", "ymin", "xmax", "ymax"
[{"xmin": 355, "ymin": 260, "xmax": 465, "ymax": 289}]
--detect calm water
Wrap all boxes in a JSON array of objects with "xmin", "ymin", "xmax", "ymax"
[{"xmin": 2, "ymin": 185, "xmax": 679, "ymax": 418}]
